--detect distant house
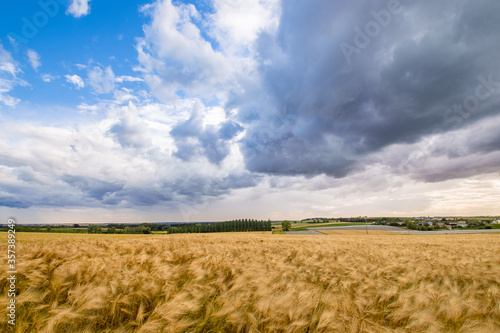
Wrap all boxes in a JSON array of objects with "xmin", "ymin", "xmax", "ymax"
[
  {"xmin": 492, "ymin": 219, "xmax": 500, "ymax": 224},
  {"xmin": 417, "ymin": 221, "xmax": 433, "ymax": 226},
  {"xmin": 449, "ymin": 221, "xmax": 468, "ymax": 228},
  {"xmin": 436, "ymin": 222, "xmax": 446, "ymax": 227}
]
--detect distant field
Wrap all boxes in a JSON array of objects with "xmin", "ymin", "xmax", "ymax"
[
  {"xmin": 290, "ymin": 222, "xmax": 363, "ymax": 231},
  {"xmin": 152, "ymin": 231, "xmax": 272, "ymax": 235},
  {"xmin": 1, "ymin": 233, "xmax": 499, "ymax": 332},
  {"xmin": 317, "ymin": 230, "xmax": 400, "ymax": 235}
]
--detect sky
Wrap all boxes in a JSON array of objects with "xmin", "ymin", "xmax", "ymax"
[{"xmin": 1, "ymin": 0, "xmax": 500, "ymax": 224}]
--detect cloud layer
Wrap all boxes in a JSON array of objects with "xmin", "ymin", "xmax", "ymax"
[
  {"xmin": 1, "ymin": 0, "xmax": 500, "ymax": 220},
  {"xmin": 234, "ymin": 0, "xmax": 500, "ymax": 179}
]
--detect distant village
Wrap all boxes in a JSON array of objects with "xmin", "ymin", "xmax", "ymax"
[
  {"xmin": 410, "ymin": 217, "xmax": 499, "ymax": 230},
  {"xmin": 301, "ymin": 216, "xmax": 499, "ymax": 231}
]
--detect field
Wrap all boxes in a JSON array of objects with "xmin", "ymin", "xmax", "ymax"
[
  {"xmin": 272, "ymin": 222, "xmax": 363, "ymax": 232},
  {"xmin": 316, "ymin": 230, "xmax": 400, "ymax": 235},
  {"xmin": 290, "ymin": 223, "xmax": 363, "ymax": 231},
  {"xmin": 1, "ymin": 233, "xmax": 499, "ymax": 332}
]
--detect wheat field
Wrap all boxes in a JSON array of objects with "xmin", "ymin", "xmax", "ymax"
[{"xmin": 1, "ymin": 232, "xmax": 499, "ymax": 332}]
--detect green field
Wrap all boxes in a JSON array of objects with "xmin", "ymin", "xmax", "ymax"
[{"xmin": 467, "ymin": 223, "xmax": 500, "ymax": 230}]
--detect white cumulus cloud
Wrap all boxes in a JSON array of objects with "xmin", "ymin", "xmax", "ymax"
[
  {"xmin": 66, "ymin": 0, "xmax": 91, "ymax": 18},
  {"xmin": 27, "ymin": 49, "xmax": 41, "ymax": 71},
  {"xmin": 0, "ymin": 44, "xmax": 26, "ymax": 107},
  {"xmin": 65, "ymin": 74, "xmax": 84, "ymax": 89},
  {"xmin": 88, "ymin": 65, "xmax": 115, "ymax": 94},
  {"xmin": 115, "ymin": 75, "xmax": 143, "ymax": 83},
  {"xmin": 41, "ymin": 73, "xmax": 56, "ymax": 82}
]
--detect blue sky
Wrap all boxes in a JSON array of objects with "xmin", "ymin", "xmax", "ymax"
[
  {"xmin": 2, "ymin": 1, "xmax": 149, "ymax": 110},
  {"xmin": 1, "ymin": 0, "xmax": 500, "ymax": 223}
]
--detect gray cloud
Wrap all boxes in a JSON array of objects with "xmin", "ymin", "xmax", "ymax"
[
  {"xmin": 0, "ymin": 197, "xmax": 31, "ymax": 209},
  {"xmin": 62, "ymin": 175, "xmax": 124, "ymax": 201},
  {"xmin": 109, "ymin": 115, "xmax": 151, "ymax": 149},
  {"xmin": 170, "ymin": 104, "xmax": 243, "ymax": 164},
  {"xmin": 233, "ymin": 0, "xmax": 500, "ymax": 179}
]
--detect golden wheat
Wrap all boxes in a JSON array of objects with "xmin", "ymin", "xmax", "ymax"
[{"xmin": 1, "ymin": 232, "xmax": 499, "ymax": 332}]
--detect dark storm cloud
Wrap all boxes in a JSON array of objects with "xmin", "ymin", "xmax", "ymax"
[
  {"xmin": 62, "ymin": 175, "xmax": 124, "ymax": 201},
  {"xmin": 233, "ymin": 0, "xmax": 500, "ymax": 178},
  {"xmin": 119, "ymin": 187, "xmax": 172, "ymax": 206},
  {"xmin": 397, "ymin": 114, "xmax": 500, "ymax": 182},
  {"xmin": 170, "ymin": 172, "xmax": 260, "ymax": 200},
  {"xmin": 0, "ymin": 172, "xmax": 92, "ymax": 209},
  {"xmin": 0, "ymin": 197, "xmax": 31, "ymax": 208}
]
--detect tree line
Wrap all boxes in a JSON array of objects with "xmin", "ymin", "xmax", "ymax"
[
  {"xmin": 87, "ymin": 225, "xmax": 155, "ymax": 234},
  {"xmin": 167, "ymin": 219, "xmax": 272, "ymax": 234}
]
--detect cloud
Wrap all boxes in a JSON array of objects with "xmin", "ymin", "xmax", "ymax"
[
  {"xmin": 2, "ymin": 0, "xmax": 500, "ymax": 220},
  {"xmin": 207, "ymin": 0, "xmax": 281, "ymax": 54},
  {"xmin": 0, "ymin": 44, "xmax": 25, "ymax": 106},
  {"xmin": 115, "ymin": 75, "xmax": 143, "ymax": 83},
  {"xmin": 0, "ymin": 98, "xmax": 257, "ymax": 211},
  {"xmin": 170, "ymin": 102, "xmax": 243, "ymax": 165},
  {"xmin": 65, "ymin": 74, "xmax": 84, "ymax": 89},
  {"xmin": 62, "ymin": 175, "xmax": 124, "ymax": 201},
  {"xmin": 132, "ymin": 0, "xmax": 274, "ymax": 167},
  {"xmin": 41, "ymin": 73, "xmax": 56, "ymax": 83},
  {"xmin": 66, "ymin": 0, "xmax": 91, "ymax": 18},
  {"xmin": 231, "ymin": 0, "xmax": 500, "ymax": 179},
  {"xmin": 27, "ymin": 49, "xmax": 41, "ymax": 71},
  {"xmin": 108, "ymin": 102, "xmax": 152, "ymax": 149},
  {"xmin": 88, "ymin": 65, "xmax": 115, "ymax": 94},
  {"xmin": 136, "ymin": 0, "xmax": 259, "ymax": 102},
  {"xmin": 381, "ymin": 113, "xmax": 500, "ymax": 183}
]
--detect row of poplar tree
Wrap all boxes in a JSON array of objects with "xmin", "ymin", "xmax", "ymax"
[{"xmin": 167, "ymin": 219, "xmax": 272, "ymax": 234}]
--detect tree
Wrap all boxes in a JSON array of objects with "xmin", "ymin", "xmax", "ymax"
[
  {"xmin": 107, "ymin": 226, "xmax": 116, "ymax": 234},
  {"xmin": 87, "ymin": 225, "xmax": 102, "ymax": 234},
  {"xmin": 136, "ymin": 226, "xmax": 151, "ymax": 234},
  {"xmin": 406, "ymin": 222, "xmax": 417, "ymax": 230},
  {"xmin": 282, "ymin": 220, "xmax": 292, "ymax": 231}
]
